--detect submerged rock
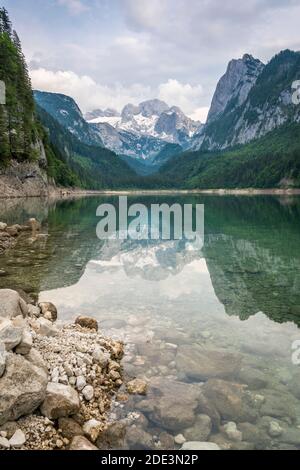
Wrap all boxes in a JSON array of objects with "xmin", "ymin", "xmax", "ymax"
[
  {"xmin": 176, "ymin": 345, "xmax": 241, "ymax": 381},
  {"xmin": 137, "ymin": 378, "xmax": 202, "ymax": 431},
  {"xmin": 126, "ymin": 379, "xmax": 148, "ymax": 396},
  {"xmin": 181, "ymin": 441, "xmax": 220, "ymax": 450},
  {"xmin": 184, "ymin": 415, "xmax": 212, "ymax": 442},
  {"xmin": 202, "ymin": 379, "xmax": 259, "ymax": 423}
]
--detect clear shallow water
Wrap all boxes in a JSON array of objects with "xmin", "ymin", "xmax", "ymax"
[{"xmin": 1, "ymin": 195, "xmax": 300, "ymax": 450}]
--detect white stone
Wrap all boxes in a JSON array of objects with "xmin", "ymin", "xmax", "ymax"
[
  {"xmin": 174, "ymin": 434, "xmax": 186, "ymax": 445},
  {"xmin": 76, "ymin": 376, "xmax": 86, "ymax": 391},
  {"xmin": 0, "ymin": 436, "xmax": 10, "ymax": 449},
  {"xmin": 0, "ymin": 223, "xmax": 7, "ymax": 231},
  {"xmin": 269, "ymin": 421, "xmax": 283, "ymax": 438},
  {"xmin": 82, "ymin": 385, "xmax": 94, "ymax": 401},
  {"xmin": 181, "ymin": 442, "xmax": 220, "ymax": 451},
  {"xmin": 9, "ymin": 429, "xmax": 26, "ymax": 448}
]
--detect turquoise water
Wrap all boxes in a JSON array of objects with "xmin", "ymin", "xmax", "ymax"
[{"xmin": 1, "ymin": 195, "xmax": 300, "ymax": 449}]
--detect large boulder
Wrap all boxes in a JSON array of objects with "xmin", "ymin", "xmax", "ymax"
[
  {"xmin": 137, "ymin": 378, "xmax": 202, "ymax": 431},
  {"xmin": 0, "ymin": 290, "xmax": 28, "ymax": 319},
  {"xmin": 0, "ymin": 353, "xmax": 48, "ymax": 425},
  {"xmin": 176, "ymin": 345, "xmax": 241, "ymax": 381},
  {"xmin": 40, "ymin": 383, "xmax": 80, "ymax": 419},
  {"xmin": 202, "ymin": 379, "xmax": 259, "ymax": 423}
]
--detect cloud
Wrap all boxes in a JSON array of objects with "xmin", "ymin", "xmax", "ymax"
[
  {"xmin": 30, "ymin": 68, "xmax": 205, "ymax": 118},
  {"xmin": 30, "ymin": 68, "xmax": 152, "ymax": 112},
  {"xmin": 158, "ymin": 79, "xmax": 203, "ymax": 115},
  {"xmin": 57, "ymin": 0, "xmax": 89, "ymax": 15},
  {"xmin": 190, "ymin": 107, "xmax": 210, "ymax": 123}
]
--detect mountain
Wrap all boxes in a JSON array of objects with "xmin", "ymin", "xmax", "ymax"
[
  {"xmin": 86, "ymin": 99, "xmax": 202, "ymax": 164},
  {"xmin": 36, "ymin": 104, "xmax": 137, "ymax": 189},
  {"xmin": 194, "ymin": 50, "xmax": 300, "ymax": 151},
  {"xmin": 34, "ymin": 91, "xmax": 105, "ymax": 148}
]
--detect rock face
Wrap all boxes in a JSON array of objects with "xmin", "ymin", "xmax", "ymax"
[
  {"xmin": 176, "ymin": 345, "xmax": 241, "ymax": 381},
  {"xmin": 40, "ymin": 383, "xmax": 80, "ymax": 420},
  {"xmin": 0, "ymin": 290, "xmax": 28, "ymax": 319},
  {"xmin": 207, "ymin": 54, "xmax": 264, "ymax": 124},
  {"xmin": 0, "ymin": 353, "xmax": 48, "ymax": 425},
  {"xmin": 194, "ymin": 50, "xmax": 300, "ymax": 151}
]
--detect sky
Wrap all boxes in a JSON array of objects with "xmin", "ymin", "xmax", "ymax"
[{"xmin": 3, "ymin": 0, "xmax": 300, "ymax": 122}]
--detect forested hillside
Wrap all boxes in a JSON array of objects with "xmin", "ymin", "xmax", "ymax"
[
  {"xmin": 0, "ymin": 7, "xmax": 40, "ymax": 163},
  {"xmin": 160, "ymin": 123, "xmax": 300, "ymax": 189}
]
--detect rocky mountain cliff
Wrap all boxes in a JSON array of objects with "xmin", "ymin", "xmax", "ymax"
[{"xmin": 194, "ymin": 50, "xmax": 300, "ymax": 151}]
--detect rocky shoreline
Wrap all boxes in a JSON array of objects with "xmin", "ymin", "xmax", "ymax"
[{"xmin": 0, "ymin": 289, "xmax": 130, "ymax": 450}]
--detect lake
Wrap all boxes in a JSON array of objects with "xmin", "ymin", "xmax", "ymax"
[{"xmin": 1, "ymin": 194, "xmax": 300, "ymax": 450}]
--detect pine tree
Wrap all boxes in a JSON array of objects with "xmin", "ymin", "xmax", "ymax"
[{"xmin": 0, "ymin": 8, "xmax": 12, "ymax": 37}]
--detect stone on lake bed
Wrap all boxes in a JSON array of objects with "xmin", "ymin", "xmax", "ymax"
[
  {"xmin": 222, "ymin": 422, "xmax": 243, "ymax": 442},
  {"xmin": 40, "ymin": 383, "xmax": 80, "ymax": 419},
  {"xmin": 58, "ymin": 418, "xmax": 84, "ymax": 440},
  {"xmin": 75, "ymin": 316, "xmax": 98, "ymax": 331},
  {"xmin": 176, "ymin": 345, "xmax": 241, "ymax": 381},
  {"xmin": 92, "ymin": 346, "xmax": 110, "ymax": 367},
  {"xmin": 183, "ymin": 414, "xmax": 212, "ymax": 442},
  {"xmin": 174, "ymin": 434, "xmax": 186, "ymax": 445},
  {"xmin": 126, "ymin": 379, "xmax": 148, "ymax": 395},
  {"xmin": 0, "ymin": 223, "xmax": 7, "ymax": 231},
  {"xmin": 181, "ymin": 442, "xmax": 220, "ymax": 450},
  {"xmin": 268, "ymin": 421, "xmax": 283, "ymax": 438},
  {"xmin": 0, "ymin": 436, "xmax": 10, "ymax": 449}
]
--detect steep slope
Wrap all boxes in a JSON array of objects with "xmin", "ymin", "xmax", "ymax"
[
  {"xmin": 34, "ymin": 90, "xmax": 104, "ymax": 147},
  {"xmin": 195, "ymin": 50, "xmax": 300, "ymax": 151},
  {"xmin": 36, "ymin": 104, "xmax": 137, "ymax": 189}
]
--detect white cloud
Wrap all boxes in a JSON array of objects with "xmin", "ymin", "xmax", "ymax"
[
  {"xmin": 30, "ymin": 69, "xmax": 206, "ymax": 119},
  {"xmin": 57, "ymin": 0, "xmax": 89, "ymax": 15},
  {"xmin": 190, "ymin": 107, "xmax": 210, "ymax": 123},
  {"xmin": 30, "ymin": 68, "xmax": 152, "ymax": 113},
  {"xmin": 158, "ymin": 79, "xmax": 203, "ymax": 115}
]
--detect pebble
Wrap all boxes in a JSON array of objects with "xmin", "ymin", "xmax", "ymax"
[
  {"xmin": 82, "ymin": 385, "xmax": 94, "ymax": 401},
  {"xmin": 76, "ymin": 376, "xmax": 87, "ymax": 391},
  {"xmin": 269, "ymin": 421, "xmax": 283, "ymax": 438},
  {"xmin": 0, "ymin": 436, "xmax": 10, "ymax": 449},
  {"xmin": 174, "ymin": 434, "xmax": 186, "ymax": 445}
]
